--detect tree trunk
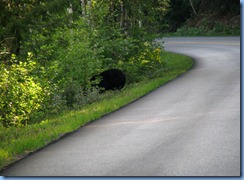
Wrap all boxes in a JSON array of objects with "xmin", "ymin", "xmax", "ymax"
[
  {"xmin": 120, "ymin": 1, "xmax": 125, "ymax": 28},
  {"xmin": 81, "ymin": 0, "xmax": 86, "ymax": 17},
  {"xmin": 189, "ymin": 0, "xmax": 197, "ymax": 15},
  {"xmin": 87, "ymin": 0, "xmax": 92, "ymax": 13}
]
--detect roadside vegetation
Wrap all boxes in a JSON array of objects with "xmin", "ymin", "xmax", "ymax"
[
  {"xmin": 166, "ymin": 18, "xmax": 240, "ymax": 36},
  {"xmin": 0, "ymin": 52, "xmax": 193, "ymax": 171}
]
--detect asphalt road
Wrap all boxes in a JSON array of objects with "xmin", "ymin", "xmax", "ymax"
[{"xmin": 1, "ymin": 37, "xmax": 240, "ymax": 176}]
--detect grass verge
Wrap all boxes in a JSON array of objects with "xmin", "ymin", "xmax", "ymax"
[
  {"xmin": 163, "ymin": 25, "xmax": 240, "ymax": 37},
  {"xmin": 0, "ymin": 52, "xmax": 193, "ymax": 171}
]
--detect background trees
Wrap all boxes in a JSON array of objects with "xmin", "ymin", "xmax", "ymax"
[
  {"xmin": 163, "ymin": 0, "xmax": 240, "ymax": 33},
  {"xmin": 0, "ymin": 0, "xmax": 71, "ymax": 61}
]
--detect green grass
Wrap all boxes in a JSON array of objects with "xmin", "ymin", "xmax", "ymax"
[{"xmin": 0, "ymin": 52, "xmax": 193, "ymax": 171}]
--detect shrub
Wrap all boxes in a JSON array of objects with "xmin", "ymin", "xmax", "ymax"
[
  {"xmin": 47, "ymin": 22, "xmax": 104, "ymax": 107},
  {"xmin": 121, "ymin": 41, "xmax": 166, "ymax": 83},
  {"xmin": 0, "ymin": 53, "xmax": 50, "ymax": 127}
]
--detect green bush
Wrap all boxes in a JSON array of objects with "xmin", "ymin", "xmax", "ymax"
[
  {"xmin": 44, "ymin": 22, "xmax": 104, "ymax": 107},
  {"xmin": 23, "ymin": 20, "xmax": 105, "ymax": 108},
  {"xmin": 0, "ymin": 53, "xmax": 50, "ymax": 127},
  {"xmin": 120, "ymin": 41, "xmax": 166, "ymax": 83}
]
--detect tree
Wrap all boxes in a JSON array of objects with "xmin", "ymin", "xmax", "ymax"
[
  {"xmin": 0, "ymin": 0, "xmax": 70, "ymax": 62},
  {"xmin": 189, "ymin": 0, "xmax": 197, "ymax": 15}
]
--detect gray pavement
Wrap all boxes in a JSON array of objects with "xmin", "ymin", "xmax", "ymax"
[{"xmin": 1, "ymin": 37, "xmax": 240, "ymax": 176}]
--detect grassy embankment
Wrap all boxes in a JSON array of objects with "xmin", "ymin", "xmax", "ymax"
[
  {"xmin": 164, "ymin": 14, "xmax": 240, "ymax": 37},
  {"xmin": 0, "ymin": 52, "xmax": 193, "ymax": 171}
]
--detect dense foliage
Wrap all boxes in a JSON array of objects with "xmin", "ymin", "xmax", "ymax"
[
  {"xmin": 0, "ymin": 53, "xmax": 50, "ymax": 127},
  {"xmin": 0, "ymin": 0, "xmax": 240, "ymax": 127},
  {"xmin": 0, "ymin": 0, "xmax": 169, "ymax": 127}
]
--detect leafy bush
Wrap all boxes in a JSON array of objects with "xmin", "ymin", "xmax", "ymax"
[
  {"xmin": 0, "ymin": 53, "xmax": 50, "ymax": 127},
  {"xmin": 23, "ymin": 19, "xmax": 105, "ymax": 108},
  {"xmin": 120, "ymin": 41, "xmax": 166, "ymax": 83},
  {"xmin": 43, "ymin": 22, "xmax": 104, "ymax": 107},
  {"xmin": 90, "ymin": 23, "xmax": 166, "ymax": 83}
]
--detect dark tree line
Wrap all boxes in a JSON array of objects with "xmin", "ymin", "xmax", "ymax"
[{"xmin": 164, "ymin": 0, "xmax": 240, "ymax": 32}]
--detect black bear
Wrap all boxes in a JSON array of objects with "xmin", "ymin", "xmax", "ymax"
[{"xmin": 91, "ymin": 69, "xmax": 126, "ymax": 92}]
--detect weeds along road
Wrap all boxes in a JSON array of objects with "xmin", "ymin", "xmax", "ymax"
[{"xmin": 1, "ymin": 37, "xmax": 240, "ymax": 176}]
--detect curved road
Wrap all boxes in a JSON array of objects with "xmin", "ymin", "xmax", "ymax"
[{"xmin": 1, "ymin": 37, "xmax": 240, "ymax": 176}]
